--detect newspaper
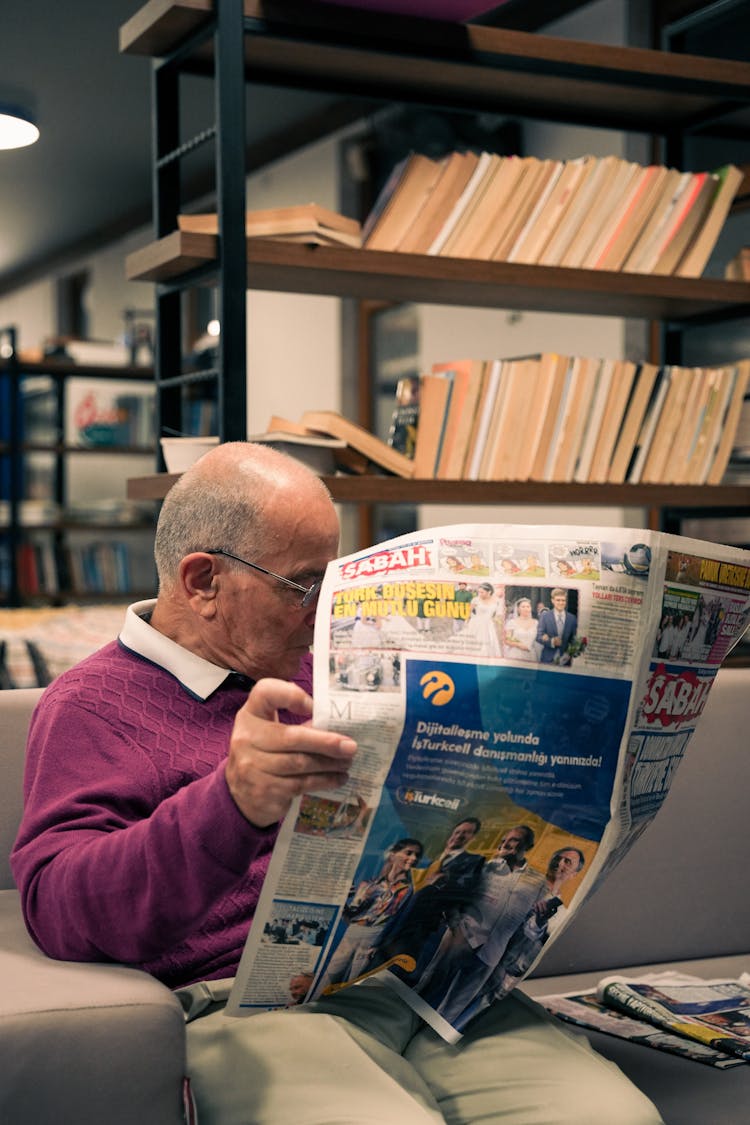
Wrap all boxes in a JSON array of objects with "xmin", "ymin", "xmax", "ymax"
[
  {"xmin": 225, "ymin": 524, "xmax": 750, "ymax": 1041},
  {"xmin": 596, "ymin": 971, "xmax": 750, "ymax": 1061},
  {"xmin": 537, "ymin": 986, "xmax": 746, "ymax": 1069}
]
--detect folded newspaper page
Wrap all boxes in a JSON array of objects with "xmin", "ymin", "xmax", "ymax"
[
  {"xmin": 226, "ymin": 524, "xmax": 750, "ymax": 1041},
  {"xmin": 537, "ymin": 984, "xmax": 747, "ymax": 1068},
  {"xmin": 596, "ymin": 971, "xmax": 750, "ymax": 1061}
]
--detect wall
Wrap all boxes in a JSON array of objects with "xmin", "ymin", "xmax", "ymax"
[
  {"xmin": 0, "ymin": 228, "xmax": 155, "ymax": 354},
  {"xmin": 245, "ymin": 133, "xmax": 348, "ymax": 434}
]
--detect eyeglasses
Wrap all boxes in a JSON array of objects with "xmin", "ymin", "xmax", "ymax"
[{"xmin": 204, "ymin": 549, "xmax": 323, "ymax": 608}]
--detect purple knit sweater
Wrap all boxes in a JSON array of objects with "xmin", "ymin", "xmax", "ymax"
[{"xmin": 11, "ymin": 640, "xmax": 312, "ymax": 989}]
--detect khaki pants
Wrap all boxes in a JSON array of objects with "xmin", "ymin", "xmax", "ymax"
[{"xmin": 179, "ymin": 976, "xmax": 664, "ymax": 1125}]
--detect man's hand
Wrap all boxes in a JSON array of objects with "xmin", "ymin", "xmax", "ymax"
[{"xmin": 225, "ymin": 679, "xmax": 357, "ymax": 827}]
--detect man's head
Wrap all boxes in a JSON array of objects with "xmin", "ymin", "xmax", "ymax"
[
  {"xmin": 547, "ymin": 847, "xmax": 585, "ymax": 884},
  {"xmin": 288, "ymin": 971, "xmax": 314, "ymax": 1004},
  {"xmin": 444, "ymin": 817, "xmax": 481, "ymax": 852},
  {"xmin": 495, "ymin": 824, "xmax": 535, "ymax": 868},
  {"xmin": 152, "ymin": 442, "xmax": 340, "ymax": 681},
  {"xmin": 550, "ymin": 588, "xmax": 568, "ymax": 612}
]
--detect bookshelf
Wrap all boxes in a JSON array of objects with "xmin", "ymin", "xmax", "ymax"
[
  {"xmin": 0, "ymin": 328, "xmax": 157, "ymax": 607},
  {"xmin": 127, "ymin": 471, "xmax": 750, "ymax": 511},
  {"xmin": 127, "ymin": 233, "xmax": 750, "ymax": 321},
  {"xmin": 121, "ymin": 0, "xmax": 750, "ymax": 523}
]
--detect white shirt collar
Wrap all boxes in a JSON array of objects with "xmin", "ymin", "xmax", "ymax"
[{"xmin": 119, "ymin": 598, "xmax": 235, "ymax": 701}]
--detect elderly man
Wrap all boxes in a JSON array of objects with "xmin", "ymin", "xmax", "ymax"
[{"xmin": 12, "ymin": 443, "xmax": 662, "ymax": 1125}]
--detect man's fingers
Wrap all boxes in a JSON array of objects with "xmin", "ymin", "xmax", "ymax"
[
  {"xmin": 240, "ymin": 677, "xmax": 314, "ymax": 722},
  {"xmin": 226, "ymin": 678, "xmax": 357, "ymax": 827}
]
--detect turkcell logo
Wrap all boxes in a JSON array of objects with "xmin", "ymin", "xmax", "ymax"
[
  {"xmin": 397, "ymin": 787, "xmax": 462, "ymax": 811},
  {"xmin": 419, "ymin": 670, "xmax": 455, "ymax": 705}
]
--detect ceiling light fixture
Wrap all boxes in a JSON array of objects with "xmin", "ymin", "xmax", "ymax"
[{"xmin": 0, "ymin": 105, "xmax": 39, "ymax": 150}]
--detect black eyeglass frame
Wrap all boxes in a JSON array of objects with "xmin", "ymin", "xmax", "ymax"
[{"xmin": 204, "ymin": 548, "xmax": 323, "ymax": 608}]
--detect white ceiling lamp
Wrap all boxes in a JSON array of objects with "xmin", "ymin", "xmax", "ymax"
[{"xmin": 0, "ymin": 105, "xmax": 39, "ymax": 150}]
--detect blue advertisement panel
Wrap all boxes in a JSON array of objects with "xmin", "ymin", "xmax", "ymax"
[
  {"xmin": 361, "ymin": 658, "xmax": 631, "ymax": 858},
  {"xmin": 311, "ymin": 658, "xmax": 631, "ymax": 1031}
]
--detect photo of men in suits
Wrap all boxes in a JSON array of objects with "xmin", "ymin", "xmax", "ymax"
[
  {"xmin": 372, "ymin": 817, "xmax": 485, "ymax": 979},
  {"xmin": 537, "ymin": 587, "xmax": 578, "ymax": 664},
  {"xmin": 413, "ymin": 824, "xmax": 543, "ymax": 1024}
]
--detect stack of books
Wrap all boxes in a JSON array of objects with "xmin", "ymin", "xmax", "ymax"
[
  {"xmin": 250, "ymin": 413, "xmax": 415, "ymax": 478},
  {"xmin": 403, "ymin": 354, "xmax": 750, "ymax": 485},
  {"xmin": 362, "ymin": 151, "xmax": 744, "ymax": 277},
  {"xmin": 178, "ymin": 204, "xmax": 362, "ymax": 248}
]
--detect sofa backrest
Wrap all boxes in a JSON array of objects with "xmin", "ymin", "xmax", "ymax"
[
  {"xmin": 3, "ymin": 670, "xmax": 748, "ymax": 963},
  {"xmin": 534, "ymin": 665, "xmax": 749, "ymax": 977},
  {"xmin": 0, "ymin": 688, "xmax": 44, "ymax": 889}
]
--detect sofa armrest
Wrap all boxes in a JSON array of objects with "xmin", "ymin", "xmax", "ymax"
[{"xmin": 0, "ymin": 889, "xmax": 186, "ymax": 1125}]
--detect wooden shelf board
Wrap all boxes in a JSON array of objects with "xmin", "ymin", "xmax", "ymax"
[
  {"xmin": 120, "ymin": 0, "xmax": 750, "ymax": 133},
  {"xmin": 323, "ymin": 478, "xmax": 750, "ymax": 507},
  {"xmin": 120, "ymin": 0, "xmax": 212, "ymax": 57},
  {"xmin": 0, "ymin": 360, "xmax": 154, "ymax": 380},
  {"xmin": 126, "ymin": 471, "xmax": 750, "ymax": 508},
  {"xmin": 3, "ymin": 444, "xmax": 156, "ymax": 456},
  {"xmin": 0, "ymin": 521, "xmax": 157, "ymax": 533},
  {"xmin": 126, "ymin": 233, "xmax": 750, "ymax": 321}
]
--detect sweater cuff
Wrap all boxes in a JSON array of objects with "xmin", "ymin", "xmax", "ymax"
[{"xmin": 189, "ymin": 766, "xmax": 278, "ymax": 875}]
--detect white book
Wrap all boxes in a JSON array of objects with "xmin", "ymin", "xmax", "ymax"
[
  {"xmin": 505, "ymin": 161, "xmax": 564, "ymax": 263},
  {"xmin": 573, "ymin": 358, "xmax": 616, "ymax": 482},
  {"xmin": 427, "ymin": 151, "xmax": 495, "ymax": 256},
  {"xmin": 465, "ymin": 358, "xmax": 503, "ymax": 480},
  {"xmin": 541, "ymin": 359, "xmax": 577, "ymax": 481}
]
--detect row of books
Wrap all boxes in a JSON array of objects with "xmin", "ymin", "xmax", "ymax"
[
  {"xmin": 2, "ymin": 539, "xmax": 156, "ymax": 598},
  {"xmin": 395, "ymin": 353, "xmax": 750, "ymax": 485},
  {"xmin": 362, "ymin": 150, "xmax": 744, "ymax": 277}
]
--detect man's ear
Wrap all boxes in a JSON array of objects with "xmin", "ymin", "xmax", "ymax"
[{"xmin": 180, "ymin": 552, "xmax": 219, "ymax": 614}]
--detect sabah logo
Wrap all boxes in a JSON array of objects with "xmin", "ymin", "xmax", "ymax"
[{"xmin": 420, "ymin": 670, "xmax": 455, "ymax": 706}]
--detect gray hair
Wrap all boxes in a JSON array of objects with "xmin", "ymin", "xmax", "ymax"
[{"xmin": 153, "ymin": 442, "xmax": 331, "ymax": 590}]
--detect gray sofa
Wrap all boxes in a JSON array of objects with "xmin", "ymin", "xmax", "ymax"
[
  {"xmin": 0, "ymin": 688, "xmax": 186, "ymax": 1125},
  {"xmin": 2, "ymin": 671, "xmax": 748, "ymax": 1123}
]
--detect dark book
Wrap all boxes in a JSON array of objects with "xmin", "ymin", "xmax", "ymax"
[{"xmin": 386, "ymin": 376, "xmax": 420, "ymax": 459}]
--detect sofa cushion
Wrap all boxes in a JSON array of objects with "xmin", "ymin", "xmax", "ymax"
[{"xmin": 0, "ymin": 889, "xmax": 186, "ymax": 1125}]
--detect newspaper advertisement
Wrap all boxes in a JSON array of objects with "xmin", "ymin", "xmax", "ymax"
[
  {"xmin": 536, "ymin": 982, "xmax": 747, "ymax": 1069},
  {"xmin": 226, "ymin": 524, "xmax": 750, "ymax": 1041},
  {"xmin": 596, "ymin": 971, "xmax": 750, "ymax": 1061}
]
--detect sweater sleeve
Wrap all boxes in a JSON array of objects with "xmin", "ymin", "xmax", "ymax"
[{"xmin": 11, "ymin": 693, "xmax": 275, "ymax": 966}]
